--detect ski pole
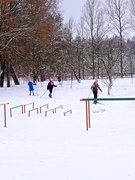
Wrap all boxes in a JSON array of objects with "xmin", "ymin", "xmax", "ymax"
[
  {"xmin": 88, "ymin": 90, "xmax": 92, "ymax": 98},
  {"xmin": 40, "ymin": 90, "xmax": 47, "ymax": 98},
  {"xmin": 35, "ymin": 84, "xmax": 38, "ymax": 96},
  {"xmin": 98, "ymin": 91, "xmax": 102, "ymax": 97},
  {"xmin": 53, "ymin": 87, "xmax": 56, "ymax": 97}
]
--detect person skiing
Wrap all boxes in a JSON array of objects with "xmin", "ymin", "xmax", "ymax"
[
  {"xmin": 47, "ymin": 78, "xmax": 57, "ymax": 98},
  {"xmin": 28, "ymin": 81, "xmax": 36, "ymax": 96},
  {"xmin": 91, "ymin": 80, "xmax": 102, "ymax": 104}
]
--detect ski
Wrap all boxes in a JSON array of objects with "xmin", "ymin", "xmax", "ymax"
[{"xmin": 93, "ymin": 102, "xmax": 104, "ymax": 105}]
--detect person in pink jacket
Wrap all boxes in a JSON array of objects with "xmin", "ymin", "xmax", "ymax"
[{"xmin": 91, "ymin": 80, "xmax": 102, "ymax": 104}]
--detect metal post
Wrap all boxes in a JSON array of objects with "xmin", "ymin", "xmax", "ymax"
[
  {"xmin": 86, "ymin": 101, "xmax": 90, "ymax": 130},
  {"xmin": 88, "ymin": 101, "xmax": 90, "ymax": 129},
  {"xmin": 4, "ymin": 104, "xmax": 6, "ymax": 128}
]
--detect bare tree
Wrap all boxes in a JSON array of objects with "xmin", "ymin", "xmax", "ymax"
[
  {"xmin": 82, "ymin": 0, "xmax": 104, "ymax": 79},
  {"xmin": 76, "ymin": 17, "xmax": 89, "ymax": 79},
  {"xmin": 128, "ymin": 0, "xmax": 135, "ymax": 39},
  {"xmin": 97, "ymin": 37, "xmax": 120, "ymax": 95},
  {"xmin": 62, "ymin": 18, "xmax": 82, "ymax": 86},
  {"xmin": 105, "ymin": 0, "xmax": 130, "ymax": 78}
]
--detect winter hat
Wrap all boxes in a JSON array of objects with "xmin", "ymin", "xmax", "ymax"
[{"xmin": 95, "ymin": 79, "xmax": 98, "ymax": 83}]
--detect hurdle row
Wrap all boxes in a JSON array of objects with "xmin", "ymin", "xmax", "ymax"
[
  {"xmin": 1, "ymin": 102, "xmax": 72, "ymax": 128},
  {"xmin": 44, "ymin": 105, "xmax": 72, "ymax": 117},
  {"xmin": 10, "ymin": 102, "xmax": 72, "ymax": 117},
  {"xmin": 10, "ymin": 102, "xmax": 49, "ymax": 117},
  {"xmin": 29, "ymin": 105, "xmax": 72, "ymax": 117}
]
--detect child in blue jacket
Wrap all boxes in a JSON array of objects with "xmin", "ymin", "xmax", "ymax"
[{"xmin": 28, "ymin": 81, "xmax": 36, "ymax": 96}]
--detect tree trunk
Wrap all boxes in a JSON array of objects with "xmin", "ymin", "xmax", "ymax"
[
  {"xmin": 0, "ymin": 60, "xmax": 6, "ymax": 87},
  {"xmin": 0, "ymin": 71, "xmax": 5, "ymax": 87},
  {"xmin": 10, "ymin": 64, "xmax": 20, "ymax": 85},
  {"xmin": 6, "ymin": 71, "xmax": 10, "ymax": 87}
]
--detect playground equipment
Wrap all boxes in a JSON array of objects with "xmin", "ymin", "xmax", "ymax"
[
  {"xmin": 64, "ymin": 110, "xmax": 72, "ymax": 116},
  {"xmin": 54, "ymin": 105, "xmax": 63, "ymax": 113},
  {"xmin": 39, "ymin": 104, "xmax": 49, "ymax": 113},
  {"xmin": 10, "ymin": 105, "xmax": 23, "ymax": 117},
  {"xmin": 45, "ymin": 109, "xmax": 54, "ymax": 117},
  {"xmin": 28, "ymin": 108, "xmax": 39, "ymax": 117},
  {"xmin": 0, "ymin": 103, "xmax": 9, "ymax": 128},
  {"xmin": 80, "ymin": 97, "xmax": 135, "ymax": 131},
  {"xmin": 24, "ymin": 102, "xmax": 34, "ymax": 113}
]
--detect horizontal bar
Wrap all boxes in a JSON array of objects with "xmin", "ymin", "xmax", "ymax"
[
  {"xmin": 24, "ymin": 102, "xmax": 34, "ymax": 106},
  {"xmin": 80, "ymin": 97, "xmax": 135, "ymax": 101},
  {"xmin": 29, "ymin": 108, "xmax": 38, "ymax": 112},
  {"xmin": 40, "ymin": 104, "xmax": 49, "ymax": 108},
  {"xmin": 0, "ymin": 103, "xmax": 9, "ymax": 106},
  {"xmin": 10, "ymin": 105, "xmax": 23, "ymax": 109}
]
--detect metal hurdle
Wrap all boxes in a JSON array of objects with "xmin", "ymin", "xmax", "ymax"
[
  {"xmin": 10, "ymin": 105, "xmax": 23, "ymax": 117},
  {"xmin": 54, "ymin": 105, "xmax": 63, "ymax": 113},
  {"xmin": 45, "ymin": 109, "xmax": 54, "ymax": 117},
  {"xmin": 0, "ymin": 103, "xmax": 9, "ymax": 128},
  {"xmin": 28, "ymin": 108, "xmax": 39, "ymax": 117},
  {"xmin": 39, "ymin": 104, "xmax": 49, "ymax": 113},
  {"xmin": 64, "ymin": 110, "xmax": 72, "ymax": 116},
  {"xmin": 23, "ymin": 102, "xmax": 34, "ymax": 113}
]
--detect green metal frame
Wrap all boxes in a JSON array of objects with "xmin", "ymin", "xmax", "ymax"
[
  {"xmin": 80, "ymin": 97, "xmax": 135, "ymax": 131},
  {"xmin": 80, "ymin": 97, "xmax": 135, "ymax": 101}
]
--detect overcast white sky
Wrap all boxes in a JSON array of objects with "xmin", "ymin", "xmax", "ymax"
[
  {"xmin": 62, "ymin": 0, "xmax": 86, "ymax": 22},
  {"xmin": 61, "ymin": 0, "xmax": 134, "ymax": 38}
]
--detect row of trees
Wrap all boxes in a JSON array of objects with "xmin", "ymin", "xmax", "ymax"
[
  {"xmin": 1, "ymin": 0, "xmax": 135, "ymax": 90},
  {"xmin": 0, "ymin": 0, "xmax": 62, "ymax": 87}
]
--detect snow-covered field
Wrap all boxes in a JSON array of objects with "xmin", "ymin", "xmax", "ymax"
[{"xmin": 0, "ymin": 78, "xmax": 135, "ymax": 180}]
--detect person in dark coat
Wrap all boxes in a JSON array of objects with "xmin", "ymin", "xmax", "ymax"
[
  {"xmin": 58, "ymin": 76, "xmax": 61, "ymax": 83},
  {"xmin": 47, "ymin": 78, "xmax": 57, "ymax": 98},
  {"xmin": 91, "ymin": 80, "xmax": 102, "ymax": 104},
  {"xmin": 28, "ymin": 81, "xmax": 36, "ymax": 96}
]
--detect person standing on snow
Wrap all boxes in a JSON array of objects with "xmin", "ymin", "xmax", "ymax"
[
  {"xmin": 28, "ymin": 81, "xmax": 36, "ymax": 96},
  {"xmin": 91, "ymin": 80, "xmax": 102, "ymax": 104},
  {"xmin": 47, "ymin": 78, "xmax": 57, "ymax": 98},
  {"xmin": 57, "ymin": 76, "xmax": 61, "ymax": 84}
]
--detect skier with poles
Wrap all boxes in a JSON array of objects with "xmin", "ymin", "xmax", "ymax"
[
  {"xmin": 91, "ymin": 80, "xmax": 102, "ymax": 104},
  {"xmin": 47, "ymin": 78, "xmax": 57, "ymax": 98},
  {"xmin": 28, "ymin": 80, "xmax": 36, "ymax": 96}
]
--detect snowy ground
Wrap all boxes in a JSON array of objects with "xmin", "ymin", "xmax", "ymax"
[{"xmin": 0, "ymin": 78, "xmax": 135, "ymax": 180}]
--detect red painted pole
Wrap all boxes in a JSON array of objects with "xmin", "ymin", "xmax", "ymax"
[
  {"xmin": 88, "ymin": 101, "xmax": 90, "ymax": 129},
  {"xmin": 0, "ymin": 103, "xmax": 9, "ymax": 128},
  {"xmin": 86, "ymin": 101, "xmax": 88, "ymax": 131}
]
